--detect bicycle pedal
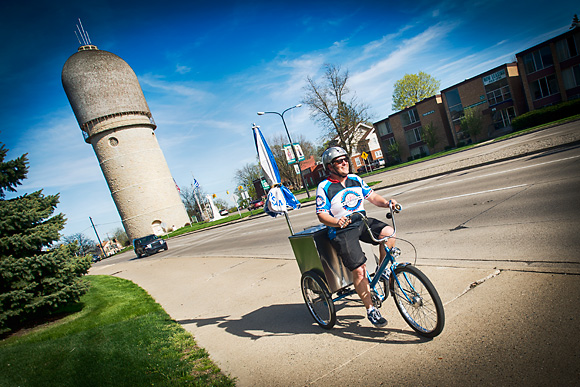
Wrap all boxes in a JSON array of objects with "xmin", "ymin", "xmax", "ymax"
[{"xmin": 390, "ymin": 247, "xmax": 401, "ymax": 258}]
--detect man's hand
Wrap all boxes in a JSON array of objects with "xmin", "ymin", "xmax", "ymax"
[
  {"xmin": 317, "ymin": 212, "xmax": 351, "ymax": 228},
  {"xmin": 337, "ymin": 216, "xmax": 351, "ymax": 228}
]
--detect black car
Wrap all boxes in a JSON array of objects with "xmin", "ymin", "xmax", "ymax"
[{"xmin": 133, "ymin": 234, "xmax": 168, "ymax": 258}]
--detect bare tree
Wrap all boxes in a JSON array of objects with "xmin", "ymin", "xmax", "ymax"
[
  {"xmin": 302, "ymin": 64, "xmax": 372, "ymax": 155},
  {"xmin": 267, "ymin": 133, "xmax": 320, "ymax": 189},
  {"xmin": 180, "ymin": 184, "xmax": 210, "ymax": 222},
  {"xmin": 62, "ymin": 233, "xmax": 96, "ymax": 256}
]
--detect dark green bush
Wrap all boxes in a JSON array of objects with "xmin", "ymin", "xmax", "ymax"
[{"xmin": 511, "ymin": 98, "xmax": 580, "ymax": 131}]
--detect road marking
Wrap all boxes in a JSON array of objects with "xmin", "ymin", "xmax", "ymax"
[
  {"xmin": 408, "ymin": 154, "xmax": 580, "ymax": 193},
  {"xmin": 408, "ymin": 184, "xmax": 528, "ymax": 205}
]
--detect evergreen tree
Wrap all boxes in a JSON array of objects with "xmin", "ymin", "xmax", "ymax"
[
  {"xmin": 571, "ymin": 14, "xmax": 579, "ymax": 30},
  {"xmin": 0, "ymin": 142, "xmax": 91, "ymax": 335}
]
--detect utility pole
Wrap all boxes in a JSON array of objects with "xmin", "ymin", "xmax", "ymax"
[{"xmin": 89, "ymin": 217, "xmax": 106, "ymax": 258}]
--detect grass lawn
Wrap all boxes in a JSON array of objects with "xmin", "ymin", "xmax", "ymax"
[{"xmin": 0, "ymin": 275, "xmax": 235, "ymax": 387}]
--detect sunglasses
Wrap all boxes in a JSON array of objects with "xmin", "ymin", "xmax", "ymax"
[{"xmin": 332, "ymin": 157, "xmax": 349, "ymax": 165}]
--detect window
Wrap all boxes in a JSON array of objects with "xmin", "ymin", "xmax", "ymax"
[
  {"xmin": 486, "ymin": 86, "xmax": 511, "ymax": 105},
  {"xmin": 376, "ymin": 121, "xmax": 392, "ymax": 136},
  {"xmin": 485, "ymin": 77, "xmax": 511, "ymax": 105},
  {"xmin": 492, "ymin": 107, "xmax": 516, "ymax": 130},
  {"xmin": 530, "ymin": 74, "xmax": 560, "ymax": 100},
  {"xmin": 400, "ymin": 108, "xmax": 419, "ymax": 127},
  {"xmin": 556, "ymin": 32, "xmax": 580, "ymax": 61},
  {"xmin": 374, "ymin": 150, "xmax": 383, "ymax": 159},
  {"xmin": 562, "ymin": 65, "xmax": 580, "ymax": 89},
  {"xmin": 355, "ymin": 158, "xmax": 362, "ymax": 167},
  {"xmin": 523, "ymin": 46, "xmax": 554, "ymax": 74},
  {"xmin": 445, "ymin": 88, "xmax": 464, "ymax": 127},
  {"xmin": 405, "ymin": 127, "xmax": 422, "ymax": 145}
]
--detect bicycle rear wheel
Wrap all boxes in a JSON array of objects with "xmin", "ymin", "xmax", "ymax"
[
  {"xmin": 392, "ymin": 265, "xmax": 444, "ymax": 338},
  {"xmin": 301, "ymin": 271, "xmax": 336, "ymax": 329}
]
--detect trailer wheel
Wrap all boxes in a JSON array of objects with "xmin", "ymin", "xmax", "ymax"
[{"xmin": 301, "ymin": 271, "xmax": 336, "ymax": 329}]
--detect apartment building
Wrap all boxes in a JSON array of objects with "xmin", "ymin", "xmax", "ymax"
[
  {"xmin": 516, "ymin": 27, "xmax": 580, "ymax": 110},
  {"xmin": 374, "ymin": 94, "xmax": 452, "ymax": 162},
  {"xmin": 441, "ymin": 62, "xmax": 526, "ymax": 145}
]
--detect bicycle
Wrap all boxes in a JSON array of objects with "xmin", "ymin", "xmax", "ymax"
[{"xmin": 299, "ymin": 204, "xmax": 445, "ymax": 338}]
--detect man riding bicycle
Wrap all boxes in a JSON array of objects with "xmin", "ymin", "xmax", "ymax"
[{"xmin": 316, "ymin": 146, "xmax": 398, "ymax": 327}]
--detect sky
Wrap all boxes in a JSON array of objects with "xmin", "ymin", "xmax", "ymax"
[{"xmin": 1, "ymin": 0, "xmax": 577, "ymax": 241}]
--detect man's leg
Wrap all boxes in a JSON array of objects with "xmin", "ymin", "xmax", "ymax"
[
  {"xmin": 354, "ymin": 262, "xmax": 388, "ymax": 327},
  {"xmin": 352, "ymin": 263, "xmax": 372, "ymax": 309},
  {"xmin": 378, "ymin": 225, "xmax": 395, "ymax": 265}
]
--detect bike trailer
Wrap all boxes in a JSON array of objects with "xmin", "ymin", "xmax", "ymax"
[{"xmin": 288, "ymin": 225, "xmax": 378, "ymax": 293}]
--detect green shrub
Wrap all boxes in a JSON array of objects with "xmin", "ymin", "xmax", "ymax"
[
  {"xmin": 511, "ymin": 98, "xmax": 580, "ymax": 131},
  {"xmin": 0, "ymin": 143, "xmax": 91, "ymax": 335}
]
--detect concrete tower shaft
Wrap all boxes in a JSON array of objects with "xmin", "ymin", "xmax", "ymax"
[{"xmin": 62, "ymin": 45, "xmax": 190, "ymax": 241}]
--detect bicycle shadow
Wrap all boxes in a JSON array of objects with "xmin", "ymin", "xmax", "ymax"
[{"xmin": 178, "ymin": 302, "xmax": 429, "ymax": 344}]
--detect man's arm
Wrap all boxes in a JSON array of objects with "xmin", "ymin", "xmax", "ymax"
[
  {"xmin": 366, "ymin": 191, "xmax": 397, "ymax": 208},
  {"xmin": 318, "ymin": 212, "xmax": 350, "ymax": 229}
]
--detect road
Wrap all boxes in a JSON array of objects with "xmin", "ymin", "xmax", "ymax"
[
  {"xmin": 91, "ymin": 143, "xmax": 580, "ymax": 386},
  {"xmin": 107, "ymin": 143, "xmax": 580, "ymax": 273}
]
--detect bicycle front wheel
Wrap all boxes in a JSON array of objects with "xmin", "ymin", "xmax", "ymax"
[
  {"xmin": 301, "ymin": 271, "xmax": 336, "ymax": 329},
  {"xmin": 392, "ymin": 265, "xmax": 444, "ymax": 338}
]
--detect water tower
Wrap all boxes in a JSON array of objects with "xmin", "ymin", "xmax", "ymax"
[{"xmin": 62, "ymin": 42, "xmax": 190, "ymax": 241}]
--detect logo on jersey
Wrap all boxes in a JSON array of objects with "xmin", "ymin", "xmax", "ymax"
[
  {"xmin": 341, "ymin": 190, "xmax": 362, "ymax": 211},
  {"xmin": 316, "ymin": 195, "xmax": 326, "ymax": 208}
]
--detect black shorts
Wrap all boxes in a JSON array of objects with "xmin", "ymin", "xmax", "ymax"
[{"xmin": 330, "ymin": 216, "xmax": 389, "ymax": 271}]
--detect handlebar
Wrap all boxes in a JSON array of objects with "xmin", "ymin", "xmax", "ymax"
[{"xmin": 346, "ymin": 201, "xmax": 401, "ymax": 244}]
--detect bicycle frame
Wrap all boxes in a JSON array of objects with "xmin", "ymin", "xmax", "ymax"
[{"xmin": 332, "ymin": 204, "xmax": 408, "ymax": 303}]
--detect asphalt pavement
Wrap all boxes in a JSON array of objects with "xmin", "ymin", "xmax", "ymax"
[{"xmin": 89, "ymin": 120, "xmax": 580, "ymax": 386}]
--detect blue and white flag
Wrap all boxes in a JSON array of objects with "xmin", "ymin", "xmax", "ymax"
[
  {"xmin": 252, "ymin": 124, "xmax": 300, "ymax": 218},
  {"xmin": 193, "ymin": 178, "xmax": 200, "ymax": 189}
]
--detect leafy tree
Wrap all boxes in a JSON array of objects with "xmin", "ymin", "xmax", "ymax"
[
  {"xmin": 112, "ymin": 227, "xmax": 129, "ymax": 247},
  {"xmin": 233, "ymin": 162, "xmax": 261, "ymax": 201},
  {"xmin": 386, "ymin": 142, "xmax": 401, "ymax": 163},
  {"xmin": 392, "ymin": 72, "xmax": 440, "ymax": 111},
  {"xmin": 62, "ymin": 233, "xmax": 96, "ymax": 256},
  {"xmin": 0, "ymin": 142, "xmax": 91, "ymax": 335},
  {"xmin": 460, "ymin": 107, "xmax": 484, "ymax": 142},
  {"xmin": 302, "ymin": 64, "xmax": 372, "ymax": 155},
  {"xmin": 214, "ymin": 198, "xmax": 229, "ymax": 211},
  {"xmin": 421, "ymin": 122, "xmax": 439, "ymax": 151}
]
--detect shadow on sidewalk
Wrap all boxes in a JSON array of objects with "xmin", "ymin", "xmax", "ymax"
[{"xmin": 178, "ymin": 303, "xmax": 429, "ymax": 344}]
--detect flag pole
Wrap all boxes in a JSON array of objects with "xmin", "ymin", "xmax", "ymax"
[{"xmin": 284, "ymin": 212, "xmax": 294, "ymax": 235}]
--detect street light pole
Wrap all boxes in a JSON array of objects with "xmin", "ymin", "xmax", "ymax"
[{"xmin": 257, "ymin": 104, "xmax": 310, "ymax": 198}]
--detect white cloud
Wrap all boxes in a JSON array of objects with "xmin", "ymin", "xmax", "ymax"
[
  {"xmin": 175, "ymin": 64, "xmax": 191, "ymax": 74},
  {"xmin": 139, "ymin": 74, "xmax": 214, "ymax": 100}
]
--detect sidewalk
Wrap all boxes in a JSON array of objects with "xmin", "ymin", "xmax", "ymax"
[{"xmin": 91, "ymin": 120, "xmax": 580, "ymax": 386}]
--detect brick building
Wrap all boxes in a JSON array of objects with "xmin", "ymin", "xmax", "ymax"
[
  {"xmin": 516, "ymin": 27, "xmax": 580, "ymax": 110},
  {"xmin": 441, "ymin": 62, "xmax": 526, "ymax": 145},
  {"xmin": 374, "ymin": 94, "xmax": 452, "ymax": 162}
]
